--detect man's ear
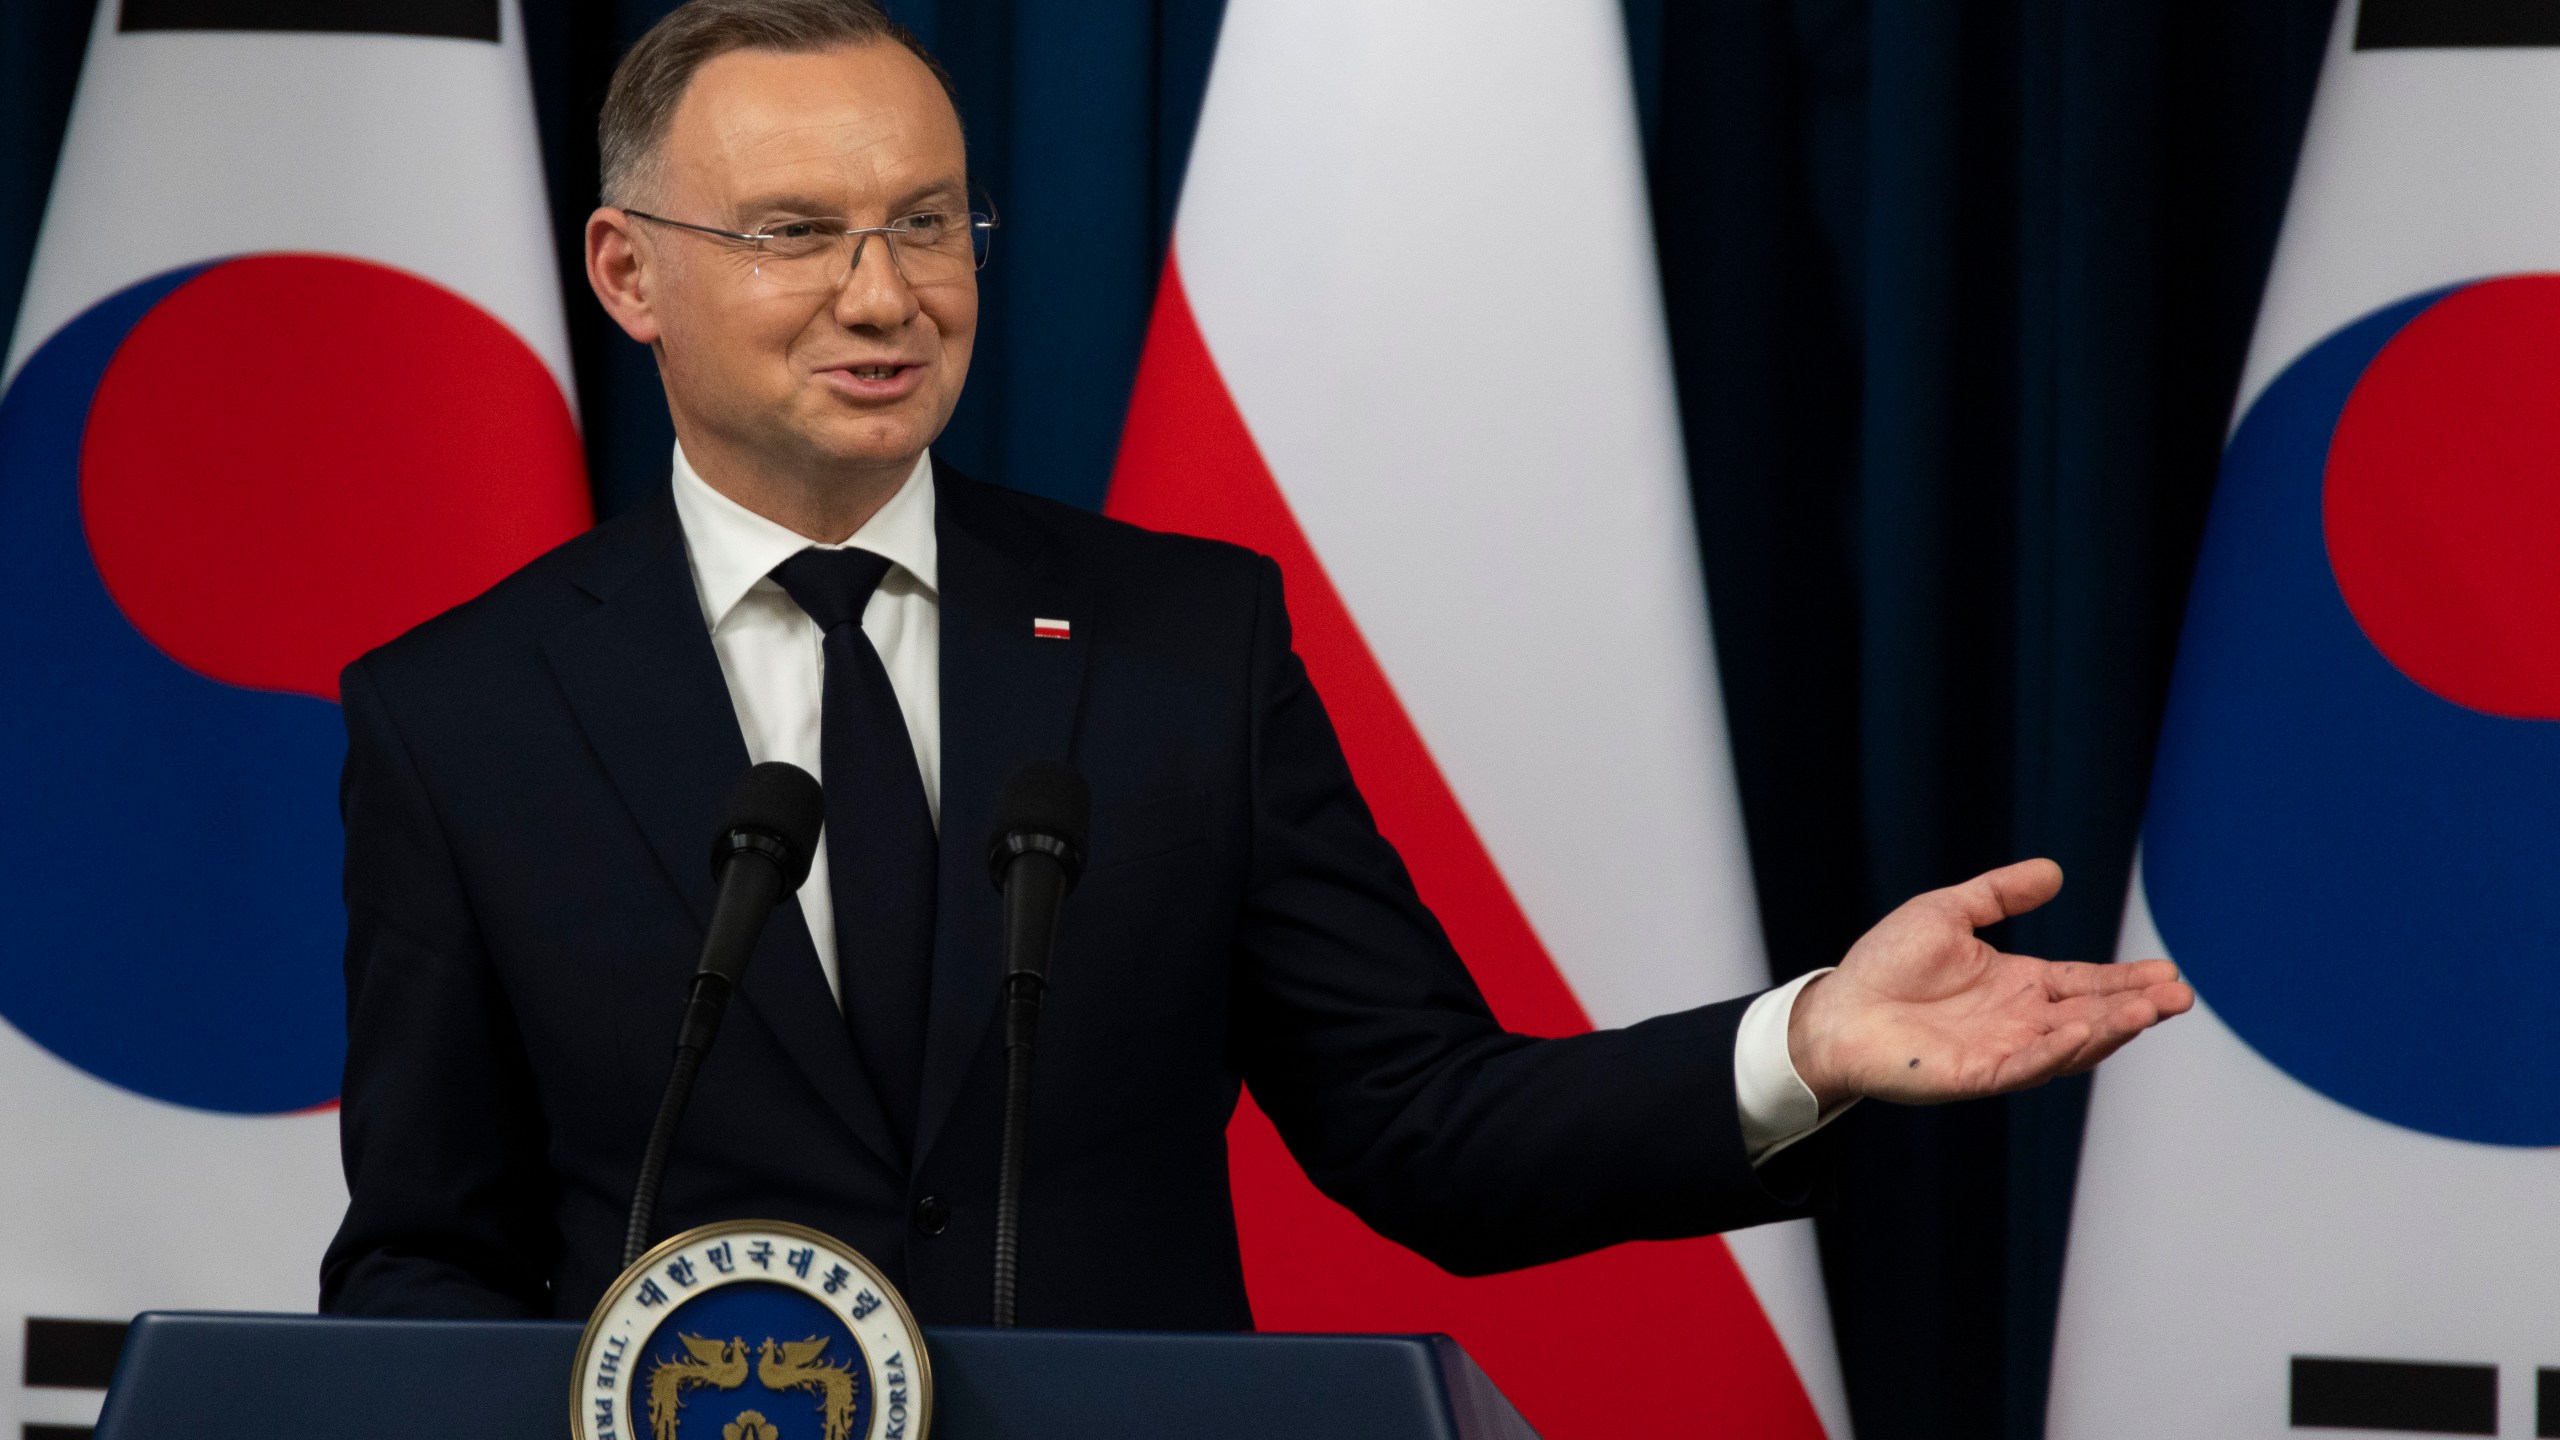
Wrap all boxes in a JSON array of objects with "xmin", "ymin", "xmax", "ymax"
[{"xmin": 586, "ymin": 207, "xmax": 662, "ymax": 345}]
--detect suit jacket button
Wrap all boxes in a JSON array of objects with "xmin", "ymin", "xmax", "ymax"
[{"xmin": 913, "ymin": 1195, "xmax": 951, "ymax": 1236}]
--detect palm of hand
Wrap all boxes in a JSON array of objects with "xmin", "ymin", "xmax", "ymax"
[{"xmin": 1791, "ymin": 859, "xmax": 2195, "ymax": 1108}]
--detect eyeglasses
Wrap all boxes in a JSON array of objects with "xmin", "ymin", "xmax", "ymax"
[{"xmin": 623, "ymin": 207, "xmax": 996, "ymax": 292}]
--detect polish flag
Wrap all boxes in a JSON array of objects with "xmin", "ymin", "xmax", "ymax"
[
  {"xmin": 0, "ymin": 2, "xmax": 585, "ymax": 1430},
  {"xmin": 1105, "ymin": 1, "xmax": 1850, "ymax": 1435}
]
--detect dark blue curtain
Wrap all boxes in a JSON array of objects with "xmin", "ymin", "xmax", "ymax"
[
  {"xmin": 1645, "ymin": 2, "xmax": 2333, "ymax": 1436},
  {"xmin": 0, "ymin": 4, "xmax": 91, "ymax": 355},
  {"xmin": 0, "ymin": 2, "xmax": 2335, "ymax": 1436}
]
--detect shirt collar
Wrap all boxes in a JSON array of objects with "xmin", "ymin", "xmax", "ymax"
[{"xmin": 669, "ymin": 444, "xmax": 939, "ymax": 631}]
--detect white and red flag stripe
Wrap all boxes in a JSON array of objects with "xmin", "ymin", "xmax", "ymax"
[{"xmin": 1105, "ymin": 0, "xmax": 1851, "ymax": 1434}]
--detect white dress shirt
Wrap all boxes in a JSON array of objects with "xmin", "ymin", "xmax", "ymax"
[
  {"xmin": 667, "ymin": 443, "xmax": 1839, "ymax": 1160},
  {"xmin": 671, "ymin": 445, "xmax": 941, "ymax": 1006},
  {"xmin": 1736, "ymin": 970, "xmax": 1850, "ymax": 1159}
]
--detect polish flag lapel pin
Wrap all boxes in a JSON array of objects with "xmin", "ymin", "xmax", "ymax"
[{"xmin": 1033, "ymin": 617, "xmax": 1072, "ymax": 641}]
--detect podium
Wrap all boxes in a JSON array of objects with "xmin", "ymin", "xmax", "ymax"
[{"xmin": 92, "ymin": 1312, "xmax": 1543, "ymax": 1439}]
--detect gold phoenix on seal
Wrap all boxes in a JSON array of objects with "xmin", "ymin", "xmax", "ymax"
[{"xmin": 646, "ymin": 1333, "xmax": 865, "ymax": 1440}]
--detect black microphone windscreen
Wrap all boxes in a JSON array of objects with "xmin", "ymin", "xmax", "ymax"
[
  {"xmin": 991, "ymin": 759, "xmax": 1092, "ymax": 853},
  {"xmin": 716, "ymin": 761, "xmax": 826, "ymax": 889}
]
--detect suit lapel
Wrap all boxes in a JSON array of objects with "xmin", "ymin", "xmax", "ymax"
[
  {"xmin": 541, "ymin": 496, "xmax": 902, "ymax": 1174},
  {"xmin": 914, "ymin": 468, "xmax": 1090, "ymax": 1168}
]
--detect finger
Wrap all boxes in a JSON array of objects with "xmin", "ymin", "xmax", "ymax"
[
  {"xmin": 2072, "ymin": 984, "xmax": 2190, "ymax": 1050},
  {"xmin": 1989, "ymin": 1018, "xmax": 2094, "ymax": 1093},
  {"xmin": 1974, "ymin": 982, "xmax": 2193, "ymax": 1094},
  {"xmin": 2057, "ymin": 1026, "xmax": 2142, "ymax": 1076},
  {"xmin": 2146, "ymin": 979, "xmax": 2196, "ymax": 1018},
  {"xmin": 2031, "ymin": 987, "xmax": 2168, "ymax": 1051},
  {"xmin": 1945, "ymin": 858, "xmax": 2064, "ymax": 929},
  {"xmin": 2058, "ymin": 993, "xmax": 2181, "ymax": 1072},
  {"xmin": 2040, "ymin": 957, "xmax": 2181, "ymax": 999}
]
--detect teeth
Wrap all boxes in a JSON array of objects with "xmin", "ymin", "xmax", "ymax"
[{"xmin": 853, "ymin": 366, "xmax": 897, "ymax": 379}]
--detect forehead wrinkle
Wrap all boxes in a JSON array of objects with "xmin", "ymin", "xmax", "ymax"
[{"xmin": 707, "ymin": 116, "xmax": 959, "ymax": 220}]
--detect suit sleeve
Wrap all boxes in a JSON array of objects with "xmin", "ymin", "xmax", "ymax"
[
  {"xmin": 1228, "ymin": 556, "xmax": 1822, "ymax": 1276},
  {"xmin": 319, "ymin": 656, "xmax": 559, "ymax": 1317}
]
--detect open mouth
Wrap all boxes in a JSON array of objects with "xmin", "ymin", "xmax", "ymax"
[{"xmin": 820, "ymin": 361, "xmax": 924, "ymax": 399}]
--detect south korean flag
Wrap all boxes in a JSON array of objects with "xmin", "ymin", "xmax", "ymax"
[
  {"xmin": 0, "ymin": 1, "xmax": 587, "ymax": 1432},
  {"xmin": 2051, "ymin": 2, "xmax": 2560, "ymax": 1436}
]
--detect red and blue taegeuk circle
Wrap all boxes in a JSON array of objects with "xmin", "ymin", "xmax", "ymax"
[
  {"xmin": 2147, "ymin": 274, "xmax": 2560, "ymax": 1145},
  {"xmin": 0, "ymin": 253, "xmax": 587, "ymax": 1113}
]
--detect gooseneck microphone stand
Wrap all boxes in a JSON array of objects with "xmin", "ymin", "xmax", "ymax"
[
  {"xmin": 985, "ymin": 761, "xmax": 1090, "ymax": 1326},
  {"xmin": 623, "ymin": 762, "xmax": 824, "ymax": 1267},
  {"xmin": 991, "ymin": 941, "xmax": 1045, "ymax": 1324}
]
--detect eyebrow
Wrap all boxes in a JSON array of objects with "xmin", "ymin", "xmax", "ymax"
[
  {"xmin": 890, "ymin": 177, "xmax": 969, "ymax": 210},
  {"xmin": 736, "ymin": 179, "xmax": 970, "ymax": 218},
  {"xmin": 735, "ymin": 193, "xmax": 839, "ymax": 218}
]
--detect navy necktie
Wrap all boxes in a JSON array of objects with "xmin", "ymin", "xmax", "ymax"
[{"xmin": 770, "ymin": 547, "xmax": 937, "ymax": 1160}]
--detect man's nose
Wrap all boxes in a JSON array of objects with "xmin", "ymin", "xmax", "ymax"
[{"xmin": 831, "ymin": 234, "xmax": 920, "ymax": 329}]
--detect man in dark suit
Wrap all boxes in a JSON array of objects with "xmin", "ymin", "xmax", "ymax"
[{"xmin": 320, "ymin": 0, "xmax": 2191, "ymax": 1326}]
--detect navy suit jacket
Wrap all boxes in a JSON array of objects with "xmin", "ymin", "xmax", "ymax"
[{"xmin": 319, "ymin": 463, "xmax": 1813, "ymax": 1328}]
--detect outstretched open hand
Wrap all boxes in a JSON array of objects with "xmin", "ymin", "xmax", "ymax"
[{"xmin": 1786, "ymin": 859, "xmax": 2194, "ymax": 1109}]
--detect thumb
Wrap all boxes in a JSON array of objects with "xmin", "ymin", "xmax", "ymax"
[{"xmin": 1945, "ymin": 858, "xmax": 2064, "ymax": 929}]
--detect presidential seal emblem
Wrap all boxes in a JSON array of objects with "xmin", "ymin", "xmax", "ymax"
[{"xmin": 574, "ymin": 1221, "xmax": 931, "ymax": 1440}]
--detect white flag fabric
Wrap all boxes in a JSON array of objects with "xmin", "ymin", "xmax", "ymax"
[
  {"xmin": 1106, "ymin": 1, "xmax": 1851, "ymax": 1435},
  {"xmin": 2051, "ymin": 3, "xmax": 2560, "ymax": 1435},
  {"xmin": 0, "ymin": 2, "xmax": 586, "ymax": 1431}
]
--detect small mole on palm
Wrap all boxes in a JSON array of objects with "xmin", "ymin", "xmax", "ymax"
[{"xmin": 1907, "ymin": 1058, "xmax": 1920, "ymax": 1068}]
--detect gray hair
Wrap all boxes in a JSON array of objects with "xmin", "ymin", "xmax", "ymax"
[{"xmin": 597, "ymin": 0, "xmax": 959, "ymax": 206}]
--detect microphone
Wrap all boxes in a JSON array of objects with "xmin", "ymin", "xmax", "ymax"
[
  {"xmin": 984, "ymin": 759, "xmax": 1090, "ymax": 1326},
  {"xmin": 622, "ymin": 761, "xmax": 825, "ymax": 1267}
]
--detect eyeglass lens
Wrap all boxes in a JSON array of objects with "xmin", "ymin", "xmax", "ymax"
[{"xmin": 749, "ymin": 216, "xmax": 991, "ymax": 292}]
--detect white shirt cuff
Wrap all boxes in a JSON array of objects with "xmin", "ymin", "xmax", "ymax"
[{"xmin": 1734, "ymin": 967, "xmax": 1855, "ymax": 1164}]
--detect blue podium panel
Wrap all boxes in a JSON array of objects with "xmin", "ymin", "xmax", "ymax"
[
  {"xmin": 94, "ymin": 1313, "xmax": 580, "ymax": 1440},
  {"xmin": 924, "ymin": 1328, "xmax": 1539, "ymax": 1440},
  {"xmin": 92, "ymin": 1312, "xmax": 1542, "ymax": 1440}
]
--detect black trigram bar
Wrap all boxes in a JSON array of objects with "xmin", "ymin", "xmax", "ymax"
[
  {"xmin": 2356, "ymin": 0, "xmax": 2560, "ymax": 49},
  {"xmin": 119, "ymin": 0, "xmax": 498, "ymax": 41},
  {"xmin": 22, "ymin": 1319, "xmax": 127, "ymax": 1391},
  {"xmin": 25, "ymin": 1427, "xmax": 91, "ymax": 1440},
  {"xmin": 2291, "ymin": 1356, "xmax": 2496, "ymax": 1434},
  {"xmin": 2536, "ymin": 1366, "xmax": 2560, "ymax": 1438}
]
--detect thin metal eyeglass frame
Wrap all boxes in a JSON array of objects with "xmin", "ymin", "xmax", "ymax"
[{"xmin": 620, "ymin": 209, "xmax": 996, "ymax": 283}]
